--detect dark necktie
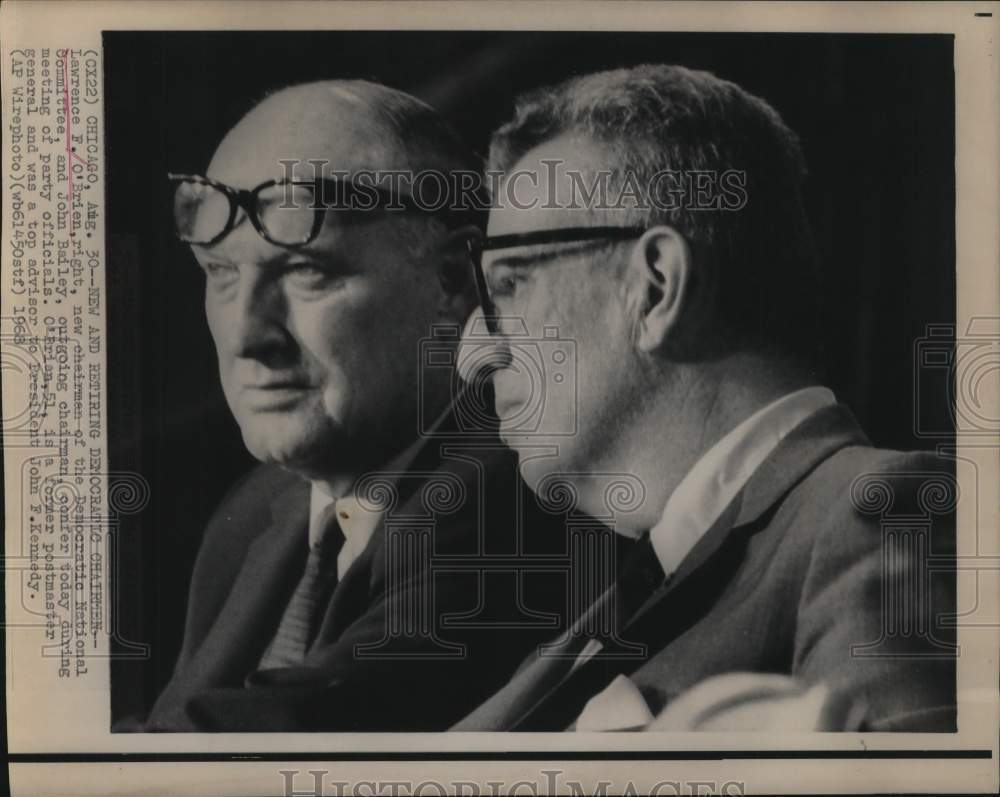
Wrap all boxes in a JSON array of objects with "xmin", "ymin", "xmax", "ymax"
[
  {"xmin": 257, "ymin": 503, "xmax": 347, "ymax": 669},
  {"xmin": 520, "ymin": 491, "xmax": 752, "ymax": 730}
]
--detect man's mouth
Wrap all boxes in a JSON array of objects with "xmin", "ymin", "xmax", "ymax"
[
  {"xmin": 239, "ymin": 380, "xmax": 314, "ymax": 410},
  {"xmin": 246, "ymin": 379, "xmax": 311, "ymax": 389}
]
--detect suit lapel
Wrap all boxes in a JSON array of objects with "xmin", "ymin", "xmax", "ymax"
[
  {"xmin": 623, "ymin": 495, "xmax": 744, "ymax": 632},
  {"xmin": 450, "ymin": 593, "xmax": 610, "ymax": 730},
  {"xmin": 155, "ymin": 482, "xmax": 309, "ymax": 708},
  {"xmin": 731, "ymin": 403, "xmax": 869, "ymax": 527},
  {"xmin": 155, "ymin": 394, "xmax": 483, "ymax": 722},
  {"xmin": 504, "ymin": 486, "xmax": 746, "ymax": 731},
  {"xmin": 461, "ymin": 538, "xmax": 658, "ymax": 732},
  {"xmin": 508, "ymin": 403, "xmax": 870, "ymax": 730},
  {"xmin": 630, "ymin": 402, "xmax": 871, "ymax": 627},
  {"xmin": 312, "ymin": 403, "xmax": 463, "ymax": 645}
]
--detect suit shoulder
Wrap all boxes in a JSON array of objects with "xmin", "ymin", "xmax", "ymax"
[
  {"xmin": 816, "ymin": 444, "xmax": 952, "ymax": 480},
  {"xmin": 201, "ymin": 463, "xmax": 305, "ymax": 548},
  {"xmin": 785, "ymin": 445, "xmax": 957, "ymax": 728},
  {"xmin": 213, "ymin": 462, "xmax": 302, "ymax": 512},
  {"xmin": 778, "ymin": 444, "xmax": 956, "ymax": 570},
  {"xmin": 763, "ymin": 444, "xmax": 955, "ymax": 562},
  {"xmin": 789, "ymin": 444, "xmax": 953, "ymax": 515}
]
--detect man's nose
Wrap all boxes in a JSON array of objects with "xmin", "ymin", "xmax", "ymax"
[
  {"xmin": 227, "ymin": 268, "xmax": 291, "ymax": 362},
  {"xmin": 209, "ymin": 220, "xmax": 296, "ymax": 362},
  {"xmin": 457, "ymin": 306, "xmax": 512, "ymax": 384}
]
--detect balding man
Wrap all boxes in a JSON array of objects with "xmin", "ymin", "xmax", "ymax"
[{"xmin": 139, "ymin": 81, "xmax": 581, "ymax": 732}]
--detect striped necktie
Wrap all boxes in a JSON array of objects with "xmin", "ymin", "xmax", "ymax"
[{"xmin": 257, "ymin": 503, "xmax": 346, "ymax": 669}]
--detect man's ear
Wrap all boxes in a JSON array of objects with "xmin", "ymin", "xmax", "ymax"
[{"xmin": 630, "ymin": 225, "xmax": 692, "ymax": 353}]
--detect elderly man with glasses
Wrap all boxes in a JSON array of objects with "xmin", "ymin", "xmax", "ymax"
[
  {"xmin": 454, "ymin": 64, "xmax": 956, "ymax": 732},
  {"xmin": 135, "ymin": 80, "xmax": 589, "ymax": 732}
]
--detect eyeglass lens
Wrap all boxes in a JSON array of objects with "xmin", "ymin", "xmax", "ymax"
[
  {"xmin": 173, "ymin": 180, "xmax": 321, "ymax": 246},
  {"xmin": 173, "ymin": 181, "xmax": 232, "ymax": 244},
  {"xmin": 255, "ymin": 183, "xmax": 317, "ymax": 245}
]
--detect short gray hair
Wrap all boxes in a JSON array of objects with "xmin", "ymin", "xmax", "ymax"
[{"xmin": 489, "ymin": 64, "xmax": 820, "ymax": 367}]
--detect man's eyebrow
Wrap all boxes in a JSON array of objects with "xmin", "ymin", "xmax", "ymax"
[
  {"xmin": 189, "ymin": 246, "xmax": 323, "ymax": 269},
  {"xmin": 486, "ymin": 252, "xmax": 545, "ymax": 269}
]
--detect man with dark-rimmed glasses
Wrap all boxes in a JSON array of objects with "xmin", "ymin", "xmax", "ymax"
[
  {"xmin": 453, "ymin": 64, "xmax": 955, "ymax": 732},
  {"xmin": 136, "ymin": 80, "xmax": 579, "ymax": 732}
]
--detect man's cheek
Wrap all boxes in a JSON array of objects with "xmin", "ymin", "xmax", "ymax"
[
  {"xmin": 534, "ymin": 276, "xmax": 580, "ymax": 334},
  {"xmin": 217, "ymin": 360, "xmax": 241, "ymax": 412},
  {"xmin": 319, "ymin": 360, "xmax": 354, "ymax": 425}
]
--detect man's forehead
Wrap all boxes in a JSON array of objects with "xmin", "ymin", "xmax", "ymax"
[
  {"xmin": 207, "ymin": 89, "xmax": 404, "ymax": 188},
  {"xmin": 487, "ymin": 134, "xmax": 610, "ymax": 237}
]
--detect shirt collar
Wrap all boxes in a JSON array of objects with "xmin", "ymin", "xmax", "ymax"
[
  {"xmin": 306, "ymin": 422, "xmax": 435, "ymax": 552},
  {"xmin": 649, "ymin": 386, "xmax": 837, "ymax": 576},
  {"xmin": 306, "ymin": 483, "xmax": 381, "ymax": 553}
]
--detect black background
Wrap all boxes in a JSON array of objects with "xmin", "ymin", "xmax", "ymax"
[{"xmin": 104, "ymin": 31, "xmax": 955, "ymax": 722}]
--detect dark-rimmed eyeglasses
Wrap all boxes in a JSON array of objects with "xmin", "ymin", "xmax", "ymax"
[
  {"xmin": 467, "ymin": 226, "xmax": 646, "ymax": 334},
  {"xmin": 168, "ymin": 173, "xmax": 466, "ymax": 248}
]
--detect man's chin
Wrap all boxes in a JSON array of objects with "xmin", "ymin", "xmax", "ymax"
[
  {"xmin": 507, "ymin": 442, "xmax": 569, "ymax": 492},
  {"xmin": 238, "ymin": 420, "xmax": 341, "ymax": 476}
]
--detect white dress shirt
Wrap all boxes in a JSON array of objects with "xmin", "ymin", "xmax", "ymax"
[
  {"xmin": 256, "ymin": 417, "xmax": 442, "ymax": 670},
  {"xmin": 649, "ymin": 385, "xmax": 837, "ymax": 575},
  {"xmin": 570, "ymin": 386, "xmax": 837, "ymax": 708},
  {"xmin": 307, "ymin": 417, "xmax": 434, "ymax": 579},
  {"xmin": 308, "ymin": 483, "xmax": 385, "ymax": 580}
]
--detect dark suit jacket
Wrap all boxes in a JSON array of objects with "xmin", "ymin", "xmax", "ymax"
[
  {"xmin": 455, "ymin": 404, "xmax": 956, "ymax": 731},
  {"xmin": 140, "ymin": 408, "xmax": 602, "ymax": 731}
]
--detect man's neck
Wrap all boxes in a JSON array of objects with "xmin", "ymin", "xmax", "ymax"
[
  {"xmin": 309, "ymin": 432, "xmax": 426, "ymax": 501},
  {"xmin": 591, "ymin": 353, "xmax": 814, "ymax": 535},
  {"xmin": 311, "ymin": 473, "xmax": 357, "ymax": 501},
  {"xmin": 308, "ymin": 391, "xmax": 455, "ymax": 500}
]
